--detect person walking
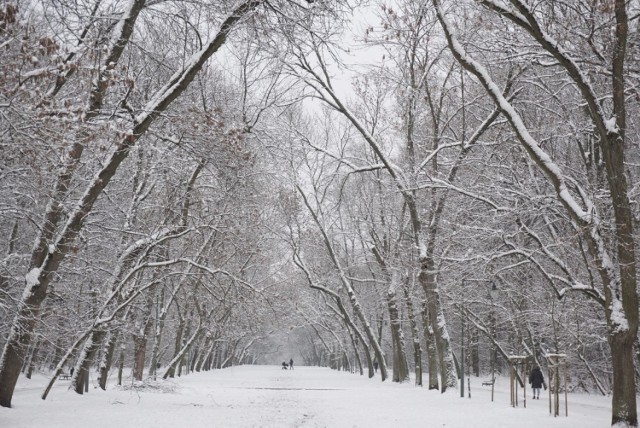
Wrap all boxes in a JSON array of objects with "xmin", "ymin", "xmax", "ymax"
[
  {"xmin": 289, "ymin": 358, "xmax": 294, "ymax": 370},
  {"xmin": 529, "ymin": 366, "xmax": 545, "ymax": 399}
]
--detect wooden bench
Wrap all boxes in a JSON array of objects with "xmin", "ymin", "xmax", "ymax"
[
  {"xmin": 482, "ymin": 379, "xmax": 495, "ymax": 386},
  {"xmin": 59, "ymin": 372, "xmax": 71, "ymax": 380}
]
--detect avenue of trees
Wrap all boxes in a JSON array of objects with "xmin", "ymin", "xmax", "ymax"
[{"xmin": 1, "ymin": 1, "xmax": 638, "ymax": 426}]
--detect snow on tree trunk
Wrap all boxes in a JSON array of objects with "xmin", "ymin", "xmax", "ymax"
[
  {"xmin": 402, "ymin": 281, "xmax": 423, "ymax": 386},
  {"xmin": 72, "ymin": 330, "xmax": 107, "ymax": 394},
  {"xmin": 422, "ymin": 302, "xmax": 440, "ymax": 390},
  {"xmin": 98, "ymin": 332, "xmax": 118, "ymax": 390},
  {"xmin": 419, "ymin": 260, "xmax": 457, "ymax": 391},
  {"xmin": 387, "ymin": 274, "xmax": 410, "ymax": 383}
]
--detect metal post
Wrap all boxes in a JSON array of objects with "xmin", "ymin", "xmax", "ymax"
[
  {"xmin": 564, "ymin": 362, "xmax": 568, "ymax": 417},
  {"xmin": 489, "ymin": 283, "xmax": 497, "ymax": 402},
  {"xmin": 548, "ymin": 365, "xmax": 552, "ymax": 415},
  {"xmin": 460, "ymin": 308, "xmax": 464, "ymax": 398},
  {"xmin": 523, "ymin": 360, "xmax": 527, "ymax": 408}
]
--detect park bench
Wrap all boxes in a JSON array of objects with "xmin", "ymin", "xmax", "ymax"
[
  {"xmin": 482, "ymin": 379, "xmax": 495, "ymax": 386},
  {"xmin": 59, "ymin": 372, "xmax": 71, "ymax": 380}
]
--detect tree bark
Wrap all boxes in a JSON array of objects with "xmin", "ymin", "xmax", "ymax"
[
  {"xmin": 132, "ymin": 293, "xmax": 156, "ymax": 381},
  {"xmin": 387, "ymin": 281, "xmax": 410, "ymax": 383},
  {"xmin": 422, "ymin": 302, "xmax": 440, "ymax": 390},
  {"xmin": 117, "ymin": 344, "xmax": 125, "ymax": 386},
  {"xmin": 165, "ymin": 317, "xmax": 185, "ymax": 378},
  {"xmin": 402, "ymin": 281, "xmax": 423, "ymax": 386},
  {"xmin": 163, "ymin": 322, "xmax": 202, "ymax": 379},
  {"xmin": 23, "ymin": 337, "xmax": 40, "ymax": 380},
  {"xmin": 72, "ymin": 331, "xmax": 106, "ymax": 394},
  {"xmin": 371, "ymin": 247, "xmax": 409, "ymax": 382},
  {"xmin": 419, "ymin": 258, "xmax": 457, "ymax": 391},
  {"xmin": 98, "ymin": 332, "xmax": 118, "ymax": 390},
  {"xmin": 471, "ymin": 327, "xmax": 479, "ymax": 377}
]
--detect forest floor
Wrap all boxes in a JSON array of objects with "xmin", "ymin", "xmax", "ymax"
[{"xmin": 1, "ymin": 365, "xmax": 613, "ymax": 427}]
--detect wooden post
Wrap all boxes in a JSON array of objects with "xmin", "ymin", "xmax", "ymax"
[
  {"xmin": 545, "ymin": 354, "xmax": 568, "ymax": 417},
  {"xmin": 510, "ymin": 362, "xmax": 515, "ymax": 407},
  {"xmin": 508, "ymin": 356, "xmax": 526, "ymax": 408}
]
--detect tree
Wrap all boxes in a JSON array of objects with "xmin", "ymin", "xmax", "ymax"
[
  {"xmin": 432, "ymin": 0, "xmax": 638, "ymax": 425},
  {"xmin": 0, "ymin": 0, "xmax": 265, "ymax": 407}
]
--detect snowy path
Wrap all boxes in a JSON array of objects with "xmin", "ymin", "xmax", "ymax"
[{"xmin": 1, "ymin": 365, "xmax": 612, "ymax": 427}]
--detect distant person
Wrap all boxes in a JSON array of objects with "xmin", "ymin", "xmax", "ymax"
[
  {"xmin": 289, "ymin": 358, "xmax": 294, "ymax": 370},
  {"xmin": 373, "ymin": 360, "xmax": 378, "ymax": 373},
  {"xmin": 529, "ymin": 366, "xmax": 545, "ymax": 399},
  {"xmin": 70, "ymin": 367, "xmax": 74, "ymax": 376},
  {"xmin": 282, "ymin": 361, "xmax": 288, "ymax": 370}
]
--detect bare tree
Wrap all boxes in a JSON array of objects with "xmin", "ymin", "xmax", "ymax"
[{"xmin": 432, "ymin": 0, "xmax": 638, "ymax": 424}]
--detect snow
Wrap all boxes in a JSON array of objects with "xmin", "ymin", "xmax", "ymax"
[
  {"xmin": 23, "ymin": 268, "xmax": 41, "ymax": 298},
  {"xmin": 109, "ymin": 0, "xmax": 137, "ymax": 49},
  {"xmin": 2, "ymin": 365, "xmax": 612, "ymax": 427},
  {"xmin": 609, "ymin": 297, "xmax": 629, "ymax": 333},
  {"xmin": 605, "ymin": 117, "xmax": 619, "ymax": 134}
]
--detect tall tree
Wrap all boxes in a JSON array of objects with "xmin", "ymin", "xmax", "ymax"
[
  {"xmin": 432, "ymin": 0, "xmax": 638, "ymax": 425},
  {"xmin": 0, "ymin": 0, "xmax": 265, "ymax": 407}
]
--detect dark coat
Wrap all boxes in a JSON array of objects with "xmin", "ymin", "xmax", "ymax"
[{"xmin": 529, "ymin": 367, "xmax": 545, "ymax": 389}]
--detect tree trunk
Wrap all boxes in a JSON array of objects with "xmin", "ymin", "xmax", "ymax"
[
  {"xmin": 98, "ymin": 332, "xmax": 118, "ymax": 390},
  {"xmin": 165, "ymin": 318, "xmax": 185, "ymax": 378},
  {"xmin": 471, "ymin": 327, "xmax": 479, "ymax": 377},
  {"xmin": 195, "ymin": 335, "xmax": 212, "ymax": 372},
  {"xmin": 346, "ymin": 326, "xmax": 364, "ymax": 376},
  {"xmin": 201, "ymin": 333, "xmax": 220, "ymax": 372},
  {"xmin": 609, "ymin": 330, "xmax": 638, "ymax": 426},
  {"xmin": 419, "ymin": 260, "xmax": 457, "ymax": 391},
  {"xmin": 0, "ymin": 302, "xmax": 43, "ymax": 406},
  {"xmin": 24, "ymin": 337, "xmax": 40, "ymax": 380},
  {"xmin": 163, "ymin": 323, "xmax": 201, "ymax": 379},
  {"xmin": 132, "ymin": 301, "xmax": 155, "ymax": 381},
  {"xmin": 422, "ymin": 302, "xmax": 439, "ymax": 390},
  {"xmin": 149, "ymin": 290, "xmax": 169, "ymax": 379},
  {"xmin": 117, "ymin": 344, "xmax": 125, "ymax": 386},
  {"xmin": 178, "ymin": 321, "xmax": 192, "ymax": 376},
  {"xmin": 402, "ymin": 281, "xmax": 422, "ymax": 386},
  {"xmin": 189, "ymin": 340, "xmax": 201, "ymax": 373},
  {"xmin": 50, "ymin": 331, "xmax": 64, "ymax": 371},
  {"xmin": 72, "ymin": 330, "xmax": 107, "ymax": 394},
  {"xmin": 387, "ymin": 284, "xmax": 409, "ymax": 383},
  {"xmin": 132, "ymin": 335, "xmax": 147, "ymax": 381}
]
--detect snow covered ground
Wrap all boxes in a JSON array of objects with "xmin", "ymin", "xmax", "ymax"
[{"xmin": 1, "ymin": 365, "xmax": 612, "ymax": 427}]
